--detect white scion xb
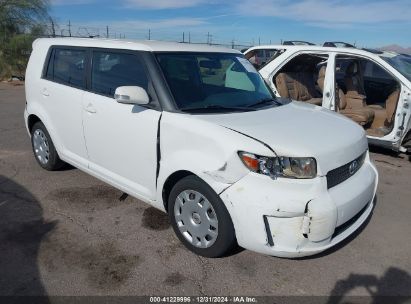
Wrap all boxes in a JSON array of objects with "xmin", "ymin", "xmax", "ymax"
[{"xmin": 24, "ymin": 38, "xmax": 378, "ymax": 258}]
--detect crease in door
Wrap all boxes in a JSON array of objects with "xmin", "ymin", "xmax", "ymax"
[
  {"xmin": 155, "ymin": 113, "xmax": 163, "ymax": 188},
  {"xmin": 81, "ymin": 92, "xmax": 91, "ymax": 166}
]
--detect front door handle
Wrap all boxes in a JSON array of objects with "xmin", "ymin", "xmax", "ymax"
[
  {"xmin": 85, "ymin": 103, "xmax": 97, "ymax": 114},
  {"xmin": 42, "ymin": 88, "xmax": 49, "ymax": 97}
]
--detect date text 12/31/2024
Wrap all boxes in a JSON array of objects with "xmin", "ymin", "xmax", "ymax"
[{"xmin": 149, "ymin": 296, "xmax": 257, "ymax": 303}]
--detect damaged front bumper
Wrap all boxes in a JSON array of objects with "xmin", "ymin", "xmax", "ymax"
[{"xmin": 219, "ymin": 153, "xmax": 378, "ymax": 258}]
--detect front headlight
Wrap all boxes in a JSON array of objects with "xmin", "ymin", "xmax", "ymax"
[{"xmin": 238, "ymin": 151, "xmax": 317, "ymax": 179}]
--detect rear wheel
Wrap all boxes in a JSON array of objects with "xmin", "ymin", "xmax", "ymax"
[
  {"xmin": 168, "ymin": 175, "xmax": 236, "ymax": 257},
  {"xmin": 31, "ymin": 121, "xmax": 65, "ymax": 171}
]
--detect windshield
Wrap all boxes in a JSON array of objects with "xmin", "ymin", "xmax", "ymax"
[
  {"xmin": 380, "ymin": 54, "xmax": 411, "ymax": 82},
  {"xmin": 156, "ymin": 52, "xmax": 276, "ymax": 113}
]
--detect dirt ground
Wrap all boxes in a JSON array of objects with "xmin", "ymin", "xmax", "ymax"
[{"xmin": 0, "ymin": 82, "xmax": 410, "ymax": 301}]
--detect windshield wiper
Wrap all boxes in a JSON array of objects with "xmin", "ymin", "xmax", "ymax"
[
  {"xmin": 247, "ymin": 97, "xmax": 278, "ymax": 108},
  {"xmin": 180, "ymin": 105, "xmax": 256, "ymax": 112}
]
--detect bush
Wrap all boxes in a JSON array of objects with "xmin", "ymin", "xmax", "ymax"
[{"xmin": 0, "ymin": 0, "xmax": 50, "ymax": 80}]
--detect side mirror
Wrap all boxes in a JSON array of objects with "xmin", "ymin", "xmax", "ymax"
[{"xmin": 114, "ymin": 86, "xmax": 149, "ymax": 105}]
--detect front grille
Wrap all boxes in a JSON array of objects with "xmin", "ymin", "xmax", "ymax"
[{"xmin": 326, "ymin": 152, "xmax": 366, "ymax": 189}]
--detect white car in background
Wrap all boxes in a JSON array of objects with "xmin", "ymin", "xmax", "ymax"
[
  {"xmin": 243, "ymin": 45, "xmax": 411, "ymax": 152},
  {"xmin": 25, "ymin": 38, "xmax": 378, "ymax": 258}
]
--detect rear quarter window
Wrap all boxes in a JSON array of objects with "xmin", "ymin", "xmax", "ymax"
[{"xmin": 43, "ymin": 47, "xmax": 86, "ymax": 89}]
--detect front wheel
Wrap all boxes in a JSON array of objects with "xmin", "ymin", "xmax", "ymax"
[{"xmin": 168, "ymin": 175, "xmax": 236, "ymax": 258}]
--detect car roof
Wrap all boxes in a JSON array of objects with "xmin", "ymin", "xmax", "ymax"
[
  {"xmin": 33, "ymin": 37, "xmax": 241, "ymax": 54},
  {"xmin": 245, "ymin": 44, "xmax": 400, "ymax": 58}
]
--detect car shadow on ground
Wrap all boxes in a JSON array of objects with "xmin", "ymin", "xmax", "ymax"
[
  {"xmin": 0, "ymin": 175, "xmax": 53, "ymax": 302},
  {"xmin": 369, "ymin": 145, "xmax": 408, "ymax": 159},
  {"xmin": 326, "ymin": 267, "xmax": 411, "ymax": 303}
]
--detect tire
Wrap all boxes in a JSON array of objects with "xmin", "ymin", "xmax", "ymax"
[
  {"xmin": 31, "ymin": 121, "xmax": 65, "ymax": 171},
  {"xmin": 168, "ymin": 175, "xmax": 236, "ymax": 258}
]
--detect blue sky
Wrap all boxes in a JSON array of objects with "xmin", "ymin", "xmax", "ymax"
[{"xmin": 50, "ymin": 0, "xmax": 411, "ymax": 48}]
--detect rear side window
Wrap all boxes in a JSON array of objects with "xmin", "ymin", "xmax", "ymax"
[
  {"xmin": 91, "ymin": 51, "xmax": 149, "ymax": 97},
  {"xmin": 44, "ymin": 48, "xmax": 86, "ymax": 89}
]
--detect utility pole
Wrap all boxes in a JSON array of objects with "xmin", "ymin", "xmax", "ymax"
[
  {"xmin": 51, "ymin": 19, "xmax": 56, "ymax": 37},
  {"xmin": 68, "ymin": 20, "xmax": 72, "ymax": 37},
  {"xmin": 106, "ymin": 26, "xmax": 109, "ymax": 38},
  {"xmin": 231, "ymin": 39, "xmax": 235, "ymax": 49},
  {"xmin": 182, "ymin": 32, "xmax": 185, "ymax": 43},
  {"xmin": 148, "ymin": 29, "xmax": 151, "ymax": 40},
  {"xmin": 207, "ymin": 32, "xmax": 212, "ymax": 45}
]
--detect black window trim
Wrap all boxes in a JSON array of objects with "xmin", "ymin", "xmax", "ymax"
[
  {"xmin": 153, "ymin": 51, "xmax": 258, "ymax": 113},
  {"xmin": 89, "ymin": 48, "xmax": 154, "ymax": 100},
  {"xmin": 41, "ymin": 45, "xmax": 163, "ymax": 111},
  {"xmin": 42, "ymin": 45, "xmax": 89, "ymax": 90}
]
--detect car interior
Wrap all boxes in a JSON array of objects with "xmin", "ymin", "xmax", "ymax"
[
  {"xmin": 274, "ymin": 54, "xmax": 328, "ymax": 106},
  {"xmin": 335, "ymin": 56, "xmax": 401, "ymax": 137}
]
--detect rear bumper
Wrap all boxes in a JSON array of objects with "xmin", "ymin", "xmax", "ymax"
[{"xmin": 219, "ymin": 153, "xmax": 378, "ymax": 258}]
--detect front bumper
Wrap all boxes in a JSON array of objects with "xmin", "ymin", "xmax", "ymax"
[{"xmin": 219, "ymin": 153, "xmax": 378, "ymax": 258}]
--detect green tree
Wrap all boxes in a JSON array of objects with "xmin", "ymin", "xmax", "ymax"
[
  {"xmin": 0, "ymin": 0, "xmax": 50, "ymax": 28},
  {"xmin": 0, "ymin": 0, "xmax": 51, "ymax": 79}
]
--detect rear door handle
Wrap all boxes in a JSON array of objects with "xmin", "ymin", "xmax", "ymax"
[
  {"xmin": 85, "ymin": 103, "xmax": 97, "ymax": 114},
  {"xmin": 42, "ymin": 88, "xmax": 49, "ymax": 96}
]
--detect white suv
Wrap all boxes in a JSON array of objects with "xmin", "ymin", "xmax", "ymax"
[
  {"xmin": 243, "ymin": 45, "xmax": 411, "ymax": 152},
  {"xmin": 25, "ymin": 38, "xmax": 378, "ymax": 258}
]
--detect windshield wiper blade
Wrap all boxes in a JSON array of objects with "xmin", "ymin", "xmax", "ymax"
[
  {"xmin": 180, "ymin": 105, "xmax": 256, "ymax": 112},
  {"xmin": 247, "ymin": 97, "xmax": 278, "ymax": 108}
]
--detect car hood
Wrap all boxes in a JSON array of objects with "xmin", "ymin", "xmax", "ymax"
[{"xmin": 194, "ymin": 102, "xmax": 368, "ymax": 175}]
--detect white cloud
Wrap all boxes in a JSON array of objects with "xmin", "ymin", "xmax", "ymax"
[
  {"xmin": 68, "ymin": 17, "xmax": 208, "ymax": 38},
  {"xmin": 235, "ymin": 0, "xmax": 411, "ymax": 26},
  {"xmin": 51, "ymin": 0, "xmax": 93, "ymax": 5},
  {"xmin": 123, "ymin": 0, "xmax": 208, "ymax": 9},
  {"xmin": 114, "ymin": 18, "xmax": 207, "ymax": 29}
]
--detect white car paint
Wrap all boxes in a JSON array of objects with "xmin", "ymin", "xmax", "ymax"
[
  {"xmin": 245, "ymin": 45, "xmax": 411, "ymax": 152},
  {"xmin": 25, "ymin": 38, "xmax": 378, "ymax": 257}
]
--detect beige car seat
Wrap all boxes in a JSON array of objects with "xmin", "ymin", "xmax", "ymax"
[
  {"xmin": 316, "ymin": 65, "xmax": 374, "ymax": 126},
  {"xmin": 275, "ymin": 71, "xmax": 322, "ymax": 105},
  {"xmin": 366, "ymin": 89, "xmax": 400, "ymax": 136}
]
